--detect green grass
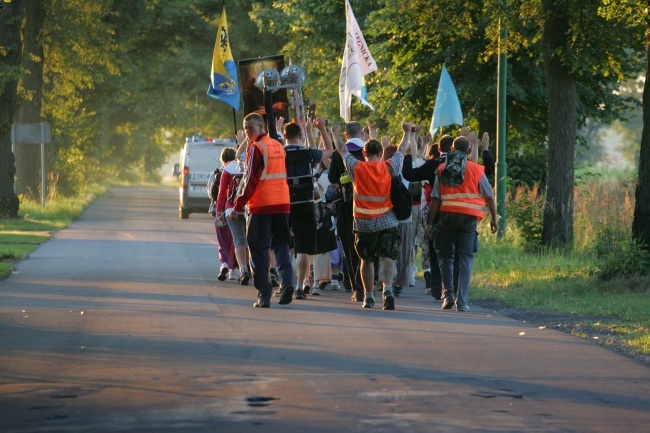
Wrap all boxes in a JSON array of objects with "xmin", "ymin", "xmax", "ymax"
[
  {"xmin": 472, "ymin": 229, "xmax": 650, "ymax": 356},
  {"xmin": 0, "ymin": 186, "xmax": 108, "ymax": 277}
]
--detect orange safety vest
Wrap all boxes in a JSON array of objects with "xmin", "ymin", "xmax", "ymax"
[
  {"xmin": 437, "ymin": 161, "xmax": 486, "ymax": 220},
  {"xmin": 352, "ymin": 161, "xmax": 392, "ymax": 219},
  {"xmin": 248, "ymin": 135, "xmax": 290, "ymax": 213}
]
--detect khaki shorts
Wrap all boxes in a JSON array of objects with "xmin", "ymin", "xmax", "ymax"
[{"xmin": 354, "ymin": 227, "xmax": 400, "ymax": 261}]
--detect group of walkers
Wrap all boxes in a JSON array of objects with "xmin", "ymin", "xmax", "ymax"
[{"xmin": 208, "ymin": 112, "xmax": 498, "ymax": 311}]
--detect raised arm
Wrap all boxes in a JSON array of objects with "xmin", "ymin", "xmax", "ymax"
[
  {"xmin": 304, "ymin": 118, "xmax": 316, "ymax": 149},
  {"xmin": 314, "ymin": 118, "xmax": 334, "ymax": 161},
  {"xmin": 469, "ymin": 130, "xmax": 479, "ymax": 162},
  {"xmin": 381, "ymin": 135, "xmax": 390, "ymax": 151},
  {"xmin": 409, "ymin": 125, "xmax": 419, "ymax": 160},
  {"xmin": 275, "ymin": 116, "xmax": 285, "ymax": 142},
  {"xmin": 397, "ymin": 122, "xmax": 413, "ymax": 154},
  {"xmin": 420, "ymin": 132, "xmax": 432, "ymax": 159},
  {"xmin": 367, "ymin": 122, "xmax": 378, "ymax": 140},
  {"xmin": 235, "ymin": 129, "xmax": 248, "ymax": 161},
  {"xmin": 331, "ymin": 124, "xmax": 347, "ymax": 156}
]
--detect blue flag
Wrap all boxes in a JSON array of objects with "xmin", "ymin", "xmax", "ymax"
[
  {"xmin": 430, "ymin": 64, "xmax": 463, "ymax": 136},
  {"xmin": 207, "ymin": 7, "xmax": 240, "ymax": 110}
]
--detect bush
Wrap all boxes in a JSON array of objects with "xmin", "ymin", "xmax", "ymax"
[
  {"xmin": 593, "ymin": 227, "xmax": 650, "ymax": 280},
  {"xmin": 507, "ymin": 184, "xmax": 544, "ymax": 250}
]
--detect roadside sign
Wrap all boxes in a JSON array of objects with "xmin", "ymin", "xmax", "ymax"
[{"xmin": 11, "ymin": 123, "xmax": 52, "ymax": 209}]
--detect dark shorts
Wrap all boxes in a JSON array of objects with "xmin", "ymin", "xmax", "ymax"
[
  {"xmin": 354, "ymin": 227, "xmax": 400, "ymax": 261},
  {"xmin": 290, "ymin": 202, "xmax": 317, "ymax": 254}
]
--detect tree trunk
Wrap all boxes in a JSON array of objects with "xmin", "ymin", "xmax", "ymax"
[
  {"xmin": 632, "ymin": 15, "xmax": 650, "ymax": 247},
  {"xmin": 0, "ymin": 0, "xmax": 24, "ymax": 217},
  {"xmin": 15, "ymin": 0, "xmax": 46, "ymax": 199},
  {"xmin": 541, "ymin": 0, "xmax": 576, "ymax": 248}
]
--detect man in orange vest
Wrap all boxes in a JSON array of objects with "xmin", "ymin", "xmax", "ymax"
[
  {"xmin": 424, "ymin": 136, "xmax": 499, "ymax": 311},
  {"xmin": 230, "ymin": 113, "xmax": 294, "ymax": 308},
  {"xmin": 332, "ymin": 122, "xmax": 413, "ymax": 310}
]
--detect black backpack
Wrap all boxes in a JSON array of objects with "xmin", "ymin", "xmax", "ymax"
[
  {"xmin": 206, "ymin": 168, "xmax": 222, "ymax": 201},
  {"xmin": 408, "ymin": 181, "xmax": 422, "ymax": 202},
  {"xmin": 387, "ymin": 164, "xmax": 412, "ymax": 221}
]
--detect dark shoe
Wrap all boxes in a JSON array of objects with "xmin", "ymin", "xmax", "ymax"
[
  {"xmin": 270, "ymin": 273, "xmax": 280, "ymax": 288},
  {"xmin": 393, "ymin": 284, "xmax": 402, "ymax": 296},
  {"xmin": 239, "ymin": 270, "xmax": 251, "ymax": 286},
  {"xmin": 362, "ymin": 296, "xmax": 375, "ymax": 308},
  {"xmin": 441, "ymin": 296, "xmax": 455, "ymax": 310},
  {"xmin": 295, "ymin": 288, "xmax": 306, "ymax": 300},
  {"xmin": 351, "ymin": 291, "xmax": 364, "ymax": 302},
  {"xmin": 278, "ymin": 285, "xmax": 294, "ymax": 305},
  {"xmin": 317, "ymin": 281, "xmax": 328, "ymax": 293},
  {"xmin": 456, "ymin": 303, "xmax": 469, "ymax": 312},
  {"xmin": 424, "ymin": 270, "xmax": 432, "ymax": 288},
  {"xmin": 383, "ymin": 290, "xmax": 395, "ymax": 310},
  {"xmin": 218, "ymin": 266, "xmax": 228, "ymax": 281},
  {"xmin": 303, "ymin": 284, "xmax": 311, "ymax": 294},
  {"xmin": 253, "ymin": 299, "xmax": 270, "ymax": 308}
]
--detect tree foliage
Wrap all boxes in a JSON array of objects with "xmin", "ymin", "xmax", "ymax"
[
  {"xmin": 0, "ymin": 0, "xmax": 23, "ymax": 216},
  {"xmin": 250, "ymin": 1, "xmax": 641, "ymax": 183},
  {"xmin": 1, "ymin": 0, "xmax": 646, "ymax": 235},
  {"xmin": 3, "ymin": 0, "xmax": 284, "ymax": 197}
]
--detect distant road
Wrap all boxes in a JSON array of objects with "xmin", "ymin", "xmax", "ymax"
[{"xmin": 0, "ymin": 186, "xmax": 648, "ymax": 432}]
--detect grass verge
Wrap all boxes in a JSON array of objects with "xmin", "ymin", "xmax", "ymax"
[
  {"xmin": 472, "ymin": 233, "xmax": 650, "ymax": 366},
  {"xmin": 0, "ymin": 186, "xmax": 108, "ymax": 278}
]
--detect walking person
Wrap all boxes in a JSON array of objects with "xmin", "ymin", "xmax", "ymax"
[
  {"xmin": 207, "ymin": 166, "xmax": 237, "ymax": 281},
  {"xmin": 332, "ymin": 122, "xmax": 412, "ymax": 310},
  {"xmin": 283, "ymin": 118, "xmax": 334, "ymax": 299},
  {"xmin": 230, "ymin": 113, "xmax": 295, "ymax": 308},
  {"xmin": 216, "ymin": 140, "xmax": 251, "ymax": 285},
  {"xmin": 425, "ymin": 136, "xmax": 499, "ymax": 311},
  {"xmin": 402, "ymin": 135, "xmax": 455, "ymax": 299},
  {"xmin": 382, "ymin": 144, "xmax": 412, "ymax": 297},
  {"xmin": 328, "ymin": 122, "xmax": 366, "ymax": 301}
]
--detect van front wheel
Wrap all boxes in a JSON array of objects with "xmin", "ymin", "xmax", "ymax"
[{"xmin": 180, "ymin": 207, "xmax": 189, "ymax": 219}]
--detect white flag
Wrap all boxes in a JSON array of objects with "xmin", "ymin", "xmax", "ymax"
[{"xmin": 339, "ymin": 0, "xmax": 377, "ymax": 122}]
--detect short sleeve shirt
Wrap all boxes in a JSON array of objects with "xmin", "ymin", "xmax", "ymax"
[{"xmin": 343, "ymin": 150, "xmax": 404, "ymax": 233}]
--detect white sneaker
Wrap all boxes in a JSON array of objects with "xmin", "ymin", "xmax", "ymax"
[
  {"xmin": 330, "ymin": 282, "xmax": 339, "ymax": 291},
  {"xmin": 311, "ymin": 285, "xmax": 321, "ymax": 296},
  {"xmin": 218, "ymin": 263, "xmax": 228, "ymax": 281},
  {"xmin": 424, "ymin": 288, "xmax": 431, "ymax": 295},
  {"xmin": 228, "ymin": 268, "xmax": 240, "ymax": 280}
]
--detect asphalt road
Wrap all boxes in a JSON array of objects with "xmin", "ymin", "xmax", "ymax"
[{"xmin": 0, "ymin": 186, "xmax": 648, "ymax": 433}]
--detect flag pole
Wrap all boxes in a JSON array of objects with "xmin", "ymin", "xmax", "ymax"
[
  {"xmin": 232, "ymin": 108, "xmax": 237, "ymax": 138},
  {"xmin": 224, "ymin": 0, "xmax": 236, "ymax": 138},
  {"xmin": 496, "ymin": 0, "xmax": 508, "ymax": 238}
]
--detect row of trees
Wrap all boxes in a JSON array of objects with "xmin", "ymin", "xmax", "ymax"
[
  {"xmin": 1, "ymin": 0, "xmax": 648, "ymax": 249},
  {"xmin": 251, "ymin": 0, "xmax": 649, "ymax": 248},
  {"xmin": 0, "ymin": 0, "xmax": 284, "ymax": 213}
]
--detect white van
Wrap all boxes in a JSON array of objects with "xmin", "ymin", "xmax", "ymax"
[{"xmin": 173, "ymin": 136, "xmax": 236, "ymax": 219}]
